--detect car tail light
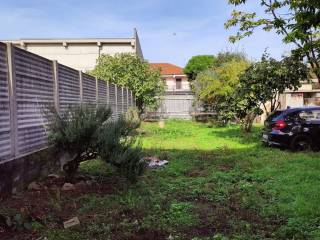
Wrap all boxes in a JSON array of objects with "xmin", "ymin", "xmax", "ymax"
[{"xmin": 273, "ymin": 120, "xmax": 286, "ymax": 130}]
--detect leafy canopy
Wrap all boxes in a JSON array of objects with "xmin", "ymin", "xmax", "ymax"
[
  {"xmin": 194, "ymin": 52, "xmax": 250, "ymax": 104},
  {"xmin": 234, "ymin": 53, "xmax": 308, "ymax": 114},
  {"xmin": 193, "ymin": 52, "xmax": 251, "ymax": 124},
  {"xmin": 91, "ymin": 53, "xmax": 165, "ymax": 112},
  {"xmin": 184, "ymin": 55, "xmax": 216, "ymax": 81},
  {"xmin": 225, "ymin": 0, "xmax": 320, "ymax": 82}
]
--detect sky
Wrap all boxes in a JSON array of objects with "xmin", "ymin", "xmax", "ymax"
[{"xmin": 0, "ymin": 0, "xmax": 292, "ymax": 67}]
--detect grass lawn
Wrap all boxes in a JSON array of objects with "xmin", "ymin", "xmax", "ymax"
[{"xmin": 2, "ymin": 120, "xmax": 320, "ymax": 239}]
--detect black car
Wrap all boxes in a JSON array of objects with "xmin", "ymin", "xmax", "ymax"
[{"xmin": 262, "ymin": 107, "xmax": 320, "ymax": 151}]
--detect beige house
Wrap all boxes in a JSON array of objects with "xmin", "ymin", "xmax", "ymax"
[
  {"xmin": 281, "ymin": 78, "xmax": 320, "ymax": 108},
  {"xmin": 150, "ymin": 63, "xmax": 190, "ymax": 92},
  {"xmin": 258, "ymin": 77, "xmax": 320, "ymax": 123},
  {"xmin": 4, "ymin": 29, "xmax": 143, "ymax": 72},
  {"xmin": 149, "ymin": 63, "xmax": 195, "ymax": 119}
]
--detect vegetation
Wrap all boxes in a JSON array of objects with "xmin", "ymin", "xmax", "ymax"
[
  {"xmin": 48, "ymin": 105, "xmax": 112, "ymax": 180},
  {"xmin": 91, "ymin": 53, "xmax": 165, "ymax": 113},
  {"xmin": 3, "ymin": 120, "xmax": 320, "ymax": 239},
  {"xmin": 231, "ymin": 53, "xmax": 308, "ymax": 132},
  {"xmin": 225, "ymin": 0, "xmax": 320, "ymax": 82},
  {"xmin": 48, "ymin": 105, "xmax": 144, "ymax": 182},
  {"xmin": 97, "ymin": 115, "xmax": 145, "ymax": 183},
  {"xmin": 193, "ymin": 52, "xmax": 250, "ymax": 124},
  {"xmin": 184, "ymin": 55, "xmax": 216, "ymax": 81}
]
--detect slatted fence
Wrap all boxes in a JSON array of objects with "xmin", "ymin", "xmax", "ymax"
[{"xmin": 0, "ymin": 42, "xmax": 135, "ymax": 164}]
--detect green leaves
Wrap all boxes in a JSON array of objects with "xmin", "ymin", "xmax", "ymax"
[
  {"xmin": 193, "ymin": 52, "xmax": 251, "ymax": 125},
  {"xmin": 91, "ymin": 53, "xmax": 164, "ymax": 112},
  {"xmin": 233, "ymin": 53, "xmax": 308, "ymax": 123},
  {"xmin": 226, "ymin": 0, "xmax": 320, "ymax": 82},
  {"xmin": 184, "ymin": 55, "xmax": 216, "ymax": 81}
]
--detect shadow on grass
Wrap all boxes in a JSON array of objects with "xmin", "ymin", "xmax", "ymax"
[
  {"xmin": 141, "ymin": 146, "xmax": 320, "ymax": 239},
  {"xmin": 207, "ymin": 125, "xmax": 263, "ymax": 145}
]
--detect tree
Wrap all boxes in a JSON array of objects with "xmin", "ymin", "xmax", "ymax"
[
  {"xmin": 48, "ymin": 105, "xmax": 112, "ymax": 180},
  {"xmin": 232, "ymin": 53, "xmax": 308, "ymax": 132},
  {"xmin": 184, "ymin": 55, "xmax": 216, "ymax": 81},
  {"xmin": 48, "ymin": 104, "xmax": 145, "ymax": 182},
  {"xmin": 193, "ymin": 52, "xmax": 251, "ymax": 123},
  {"xmin": 225, "ymin": 0, "xmax": 320, "ymax": 82},
  {"xmin": 214, "ymin": 51, "xmax": 248, "ymax": 67},
  {"xmin": 91, "ymin": 53, "xmax": 165, "ymax": 113}
]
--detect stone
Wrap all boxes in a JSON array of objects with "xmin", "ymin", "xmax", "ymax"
[
  {"xmin": 47, "ymin": 174, "xmax": 60, "ymax": 179},
  {"xmin": 28, "ymin": 182, "xmax": 41, "ymax": 191},
  {"xmin": 63, "ymin": 217, "xmax": 80, "ymax": 229},
  {"xmin": 61, "ymin": 183, "xmax": 75, "ymax": 191}
]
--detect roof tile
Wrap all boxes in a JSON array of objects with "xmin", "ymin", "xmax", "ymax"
[{"xmin": 150, "ymin": 63, "xmax": 184, "ymax": 75}]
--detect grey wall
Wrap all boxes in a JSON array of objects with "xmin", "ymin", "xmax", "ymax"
[{"xmin": 0, "ymin": 42, "xmax": 135, "ymax": 165}]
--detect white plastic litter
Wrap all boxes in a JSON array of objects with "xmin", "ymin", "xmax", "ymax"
[{"xmin": 144, "ymin": 156, "xmax": 169, "ymax": 168}]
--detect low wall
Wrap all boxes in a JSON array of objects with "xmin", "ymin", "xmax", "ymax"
[{"xmin": 0, "ymin": 147, "xmax": 61, "ymax": 197}]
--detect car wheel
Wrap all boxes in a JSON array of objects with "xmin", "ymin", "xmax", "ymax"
[{"xmin": 290, "ymin": 135, "xmax": 312, "ymax": 152}]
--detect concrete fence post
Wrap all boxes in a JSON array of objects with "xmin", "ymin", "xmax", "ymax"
[
  {"xmin": 127, "ymin": 88, "xmax": 129, "ymax": 108},
  {"xmin": 115, "ymin": 85, "xmax": 118, "ymax": 117},
  {"xmin": 121, "ymin": 87, "xmax": 124, "ymax": 114},
  {"xmin": 6, "ymin": 43, "xmax": 18, "ymax": 157},
  {"xmin": 79, "ymin": 71, "xmax": 83, "ymax": 103},
  {"xmin": 52, "ymin": 60, "xmax": 60, "ymax": 112},
  {"xmin": 106, "ymin": 81, "xmax": 109, "ymax": 106},
  {"xmin": 95, "ymin": 77, "xmax": 98, "ymax": 105}
]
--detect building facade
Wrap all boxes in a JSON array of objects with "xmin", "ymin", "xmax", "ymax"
[
  {"xmin": 150, "ymin": 63, "xmax": 195, "ymax": 119},
  {"xmin": 4, "ymin": 29, "xmax": 143, "ymax": 72},
  {"xmin": 281, "ymin": 78, "xmax": 320, "ymax": 108}
]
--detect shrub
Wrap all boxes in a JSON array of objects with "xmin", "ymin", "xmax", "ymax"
[
  {"xmin": 108, "ymin": 145, "xmax": 145, "ymax": 183},
  {"xmin": 97, "ymin": 117, "xmax": 146, "ymax": 182},
  {"xmin": 48, "ymin": 104, "xmax": 145, "ymax": 183},
  {"xmin": 47, "ymin": 104, "xmax": 112, "ymax": 180},
  {"xmin": 124, "ymin": 107, "xmax": 141, "ymax": 130}
]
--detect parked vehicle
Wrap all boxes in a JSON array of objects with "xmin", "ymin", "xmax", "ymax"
[{"xmin": 262, "ymin": 107, "xmax": 320, "ymax": 151}]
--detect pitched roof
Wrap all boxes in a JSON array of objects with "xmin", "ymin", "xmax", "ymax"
[{"xmin": 150, "ymin": 63, "xmax": 184, "ymax": 75}]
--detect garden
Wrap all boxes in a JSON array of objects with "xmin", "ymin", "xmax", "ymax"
[{"xmin": 1, "ymin": 120, "xmax": 320, "ymax": 240}]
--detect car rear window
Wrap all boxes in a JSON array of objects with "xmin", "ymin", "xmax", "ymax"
[
  {"xmin": 266, "ymin": 110, "xmax": 284, "ymax": 122},
  {"xmin": 299, "ymin": 110, "xmax": 320, "ymax": 120}
]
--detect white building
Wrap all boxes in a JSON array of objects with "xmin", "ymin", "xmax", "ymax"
[
  {"xmin": 281, "ymin": 78, "xmax": 320, "ymax": 108},
  {"xmin": 4, "ymin": 29, "xmax": 143, "ymax": 72},
  {"xmin": 149, "ymin": 63, "xmax": 195, "ymax": 119}
]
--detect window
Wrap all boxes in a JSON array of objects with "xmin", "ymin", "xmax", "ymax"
[
  {"xmin": 176, "ymin": 78, "xmax": 182, "ymax": 90},
  {"xmin": 298, "ymin": 110, "xmax": 320, "ymax": 120}
]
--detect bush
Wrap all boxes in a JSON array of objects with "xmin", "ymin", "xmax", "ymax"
[
  {"xmin": 108, "ymin": 145, "xmax": 145, "ymax": 183},
  {"xmin": 48, "ymin": 104, "xmax": 145, "ymax": 183},
  {"xmin": 47, "ymin": 104, "xmax": 112, "ymax": 180},
  {"xmin": 124, "ymin": 107, "xmax": 141, "ymax": 130},
  {"xmin": 97, "ymin": 117, "xmax": 146, "ymax": 183}
]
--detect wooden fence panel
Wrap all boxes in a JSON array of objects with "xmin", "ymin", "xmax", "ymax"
[
  {"xmin": 0, "ymin": 43, "xmax": 11, "ymax": 161},
  {"xmin": 108, "ymin": 83, "xmax": 116, "ymax": 119},
  {"xmin": 14, "ymin": 47, "xmax": 54, "ymax": 154},
  {"xmin": 58, "ymin": 64, "xmax": 80, "ymax": 112},
  {"xmin": 98, "ymin": 80, "xmax": 108, "ymax": 106},
  {"xmin": 82, "ymin": 73, "xmax": 96, "ymax": 104}
]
